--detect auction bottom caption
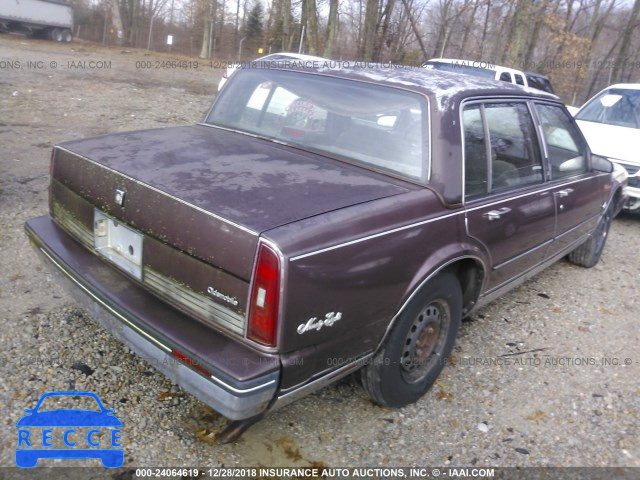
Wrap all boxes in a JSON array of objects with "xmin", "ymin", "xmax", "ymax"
[{"xmin": 135, "ymin": 467, "xmax": 494, "ymax": 478}]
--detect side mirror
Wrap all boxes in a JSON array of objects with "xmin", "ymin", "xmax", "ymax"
[{"xmin": 592, "ymin": 154, "xmax": 613, "ymax": 173}]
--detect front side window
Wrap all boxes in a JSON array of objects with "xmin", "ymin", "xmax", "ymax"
[
  {"xmin": 576, "ymin": 88, "xmax": 640, "ymax": 129},
  {"xmin": 536, "ymin": 104, "xmax": 587, "ymax": 178},
  {"xmin": 463, "ymin": 102, "xmax": 544, "ymax": 199},
  {"xmin": 205, "ymin": 69, "xmax": 428, "ymax": 181}
]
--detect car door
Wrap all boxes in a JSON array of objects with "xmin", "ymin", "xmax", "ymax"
[
  {"xmin": 533, "ymin": 103, "xmax": 606, "ymax": 254},
  {"xmin": 463, "ymin": 101, "xmax": 555, "ymax": 292}
]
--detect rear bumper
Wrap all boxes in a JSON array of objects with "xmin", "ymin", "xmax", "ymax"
[{"xmin": 24, "ymin": 215, "xmax": 279, "ymax": 421}]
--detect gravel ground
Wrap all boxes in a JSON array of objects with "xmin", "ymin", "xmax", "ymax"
[{"xmin": 0, "ymin": 34, "xmax": 639, "ymax": 473}]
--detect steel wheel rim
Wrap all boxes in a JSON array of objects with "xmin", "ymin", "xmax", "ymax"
[{"xmin": 400, "ymin": 299, "xmax": 450, "ymax": 383}]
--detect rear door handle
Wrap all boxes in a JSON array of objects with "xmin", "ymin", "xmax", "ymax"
[
  {"xmin": 483, "ymin": 207, "xmax": 511, "ymax": 221},
  {"xmin": 555, "ymin": 188, "xmax": 574, "ymax": 198}
]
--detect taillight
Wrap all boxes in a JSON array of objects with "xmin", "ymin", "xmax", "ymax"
[{"xmin": 248, "ymin": 242, "xmax": 281, "ymax": 347}]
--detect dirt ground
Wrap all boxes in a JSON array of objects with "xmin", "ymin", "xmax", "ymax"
[{"xmin": 1, "ymin": 33, "xmax": 639, "ymax": 474}]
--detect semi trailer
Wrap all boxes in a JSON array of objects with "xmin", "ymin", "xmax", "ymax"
[{"xmin": 0, "ymin": 0, "xmax": 73, "ymax": 42}]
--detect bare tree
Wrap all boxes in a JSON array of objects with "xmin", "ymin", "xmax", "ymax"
[
  {"xmin": 324, "ymin": 0, "xmax": 339, "ymax": 57},
  {"xmin": 611, "ymin": 0, "xmax": 640, "ymax": 82},
  {"xmin": 109, "ymin": 0, "xmax": 125, "ymax": 45},
  {"xmin": 306, "ymin": 0, "xmax": 320, "ymax": 54},
  {"xmin": 399, "ymin": 0, "xmax": 429, "ymax": 60},
  {"xmin": 360, "ymin": 0, "xmax": 378, "ymax": 59}
]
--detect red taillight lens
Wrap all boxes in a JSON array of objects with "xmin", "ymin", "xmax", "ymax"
[{"xmin": 248, "ymin": 243, "xmax": 281, "ymax": 347}]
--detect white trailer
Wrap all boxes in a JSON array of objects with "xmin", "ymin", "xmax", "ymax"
[{"xmin": 0, "ymin": 0, "xmax": 74, "ymax": 42}]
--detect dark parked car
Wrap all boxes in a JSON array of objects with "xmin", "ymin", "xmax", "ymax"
[
  {"xmin": 524, "ymin": 71, "xmax": 554, "ymax": 94},
  {"xmin": 25, "ymin": 64, "xmax": 626, "ymax": 441}
]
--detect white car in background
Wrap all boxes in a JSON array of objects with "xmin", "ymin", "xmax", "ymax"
[
  {"xmin": 217, "ymin": 52, "xmax": 328, "ymax": 92},
  {"xmin": 422, "ymin": 58, "xmax": 555, "ymax": 93},
  {"xmin": 573, "ymin": 84, "xmax": 640, "ymax": 212}
]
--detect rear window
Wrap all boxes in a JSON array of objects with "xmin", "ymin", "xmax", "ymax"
[
  {"xmin": 576, "ymin": 88, "xmax": 640, "ymax": 129},
  {"xmin": 205, "ymin": 69, "xmax": 429, "ymax": 181}
]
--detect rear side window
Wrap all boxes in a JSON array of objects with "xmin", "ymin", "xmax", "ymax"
[
  {"xmin": 514, "ymin": 74, "xmax": 525, "ymax": 86},
  {"xmin": 463, "ymin": 102, "xmax": 543, "ymax": 199},
  {"xmin": 463, "ymin": 106, "xmax": 488, "ymax": 197},
  {"xmin": 498, "ymin": 72, "xmax": 512, "ymax": 82},
  {"xmin": 535, "ymin": 104, "xmax": 587, "ymax": 178}
]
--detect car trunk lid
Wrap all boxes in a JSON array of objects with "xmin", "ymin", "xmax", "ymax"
[
  {"xmin": 50, "ymin": 125, "xmax": 410, "ymax": 334},
  {"xmin": 58, "ymin": 124, "xmax": 410, "ymax": 234}
]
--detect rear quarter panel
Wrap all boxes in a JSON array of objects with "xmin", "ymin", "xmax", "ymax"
[{"xmin": 266, "ymin": 189, "xmax": 486, "ymax": 390}]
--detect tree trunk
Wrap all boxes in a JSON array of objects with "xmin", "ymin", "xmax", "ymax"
[
  {"xmin": 491, "ymin": 0, "xmax": 515, "ymax": 63},
  {"xmin": 200, "ymin": 8, "xmax": 211, "ymax": 58},
  {"xmin": 282, "ymin": 0, "xmax": 291, "ymax": 51},
  {"xmin": 298, "ymin": 0, "xmax": 307, "ymax": 52},
  {"xmin": 400, "ymin": 0, "xmax": 428, "ymax": 60},
  {"xmin": 110, "ymin": 0, "xmax": 125, "ymax": 45},
  {"xmin": 235, "ymin": 0, "xmax": 241, "ymax": 50},
  {"xmin": 506, "ymin": 0, "xmax": 532, "ymax": 68},
  {"xmin": 479, "ymin": 0, "xmax": 491, "ymax": 58},
  {"xmin": 361, "ymin": 0, "xmax": 378, "ymax": 60},
  {"xmin": 373, "ymin": 0, "xmax": 395, "ymax": 61},
  {"xmin": 458, "ymin": 1, "xmax": 480, "ymax": 58},
  {"xmin": 305, "ymin": 0, "xmax": 319, "ymax": 54},
  {"xmin": 585, "ymin": 37, "xmax": 621, "ymax": 100},
  {"xmin": 432, "ymin": 0, "xmax": 452, "ymax": 58},
  {"xmin": 611, "ymin": 0, "xmax": 640, "ymax": 82},
  {"xmin": 323, "ymin": 0, "xmax": 339, "ymax": 57},
  {"xmin": 523, "ymin": 0, "xmax": 551, "ymax": 69}
]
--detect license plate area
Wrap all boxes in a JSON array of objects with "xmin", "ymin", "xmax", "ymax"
[{"xmin": 94, "ymin": 209, "xmax": 143, "ymax": 280}]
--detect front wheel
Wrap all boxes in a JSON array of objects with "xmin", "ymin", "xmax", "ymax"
[
  {"xmin": 360, "ymin": 272, "xmax": 462, "ymax": 408},
  {"xmin": 567, "ymin": 202, "xmax": 613, "ymax": 268}
]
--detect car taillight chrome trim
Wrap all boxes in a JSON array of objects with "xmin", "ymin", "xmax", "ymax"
[{"xmin": 247, "ymin": 239, "xmax": 284, "ymax": 348}]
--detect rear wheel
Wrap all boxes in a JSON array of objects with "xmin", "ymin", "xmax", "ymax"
[
  {"xmin": 62, "ymin": 29, "xmax": 73, "ymax": 43},
  {"xmin": 50, "ymin": 28, "xmax": 62, "ymax": 42},
  {"xmin": 360, "ymin": 272, "xmax": 462, "ymax": 407},
  {"xmin": 567, "ymin": 202, "xmax": 613, "ymax": 268}
]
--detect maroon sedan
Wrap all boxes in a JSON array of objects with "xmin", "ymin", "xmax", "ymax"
[{"xmin": 25, "ymin": 64, "xmax": 626, "ymax": 441}]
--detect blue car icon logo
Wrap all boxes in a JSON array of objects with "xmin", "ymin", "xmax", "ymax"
[{"xmin": 16, "ymin": 391, "xmax": 123, "ymax": 468}]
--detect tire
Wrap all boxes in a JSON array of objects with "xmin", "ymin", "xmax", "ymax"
[
  {"xmin": 567, "ymin": 202, "xmax": 613, "ymax": 268},
  {"xmin": 62, "ymin": 29, "xmax": 73, "ymax": 43},
  {"xmin": 360, "ymin": 272, "xmax": 462, "ymax": 408},
  {"xmin": 50, "ymin": 28, "xmax": 62, "ymax": 42}
]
